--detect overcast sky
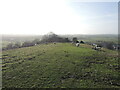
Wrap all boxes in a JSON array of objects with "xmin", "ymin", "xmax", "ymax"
[{"xmin": 0, "ymin": 0, "xmax": 118, "ymax": 35}]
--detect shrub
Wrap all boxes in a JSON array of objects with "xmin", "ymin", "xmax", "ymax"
[
  {"xmin": 32, "ymin": 39, "xmax": 41, "ymax": 44},
  {"xmin": 22, "ymin": 41, "xmax": 35, "ymax": 47},
  {"xmin": 72, "ymin": 37, "xmax": 77, "ymax": 43},
  {"xmin": 6, "ymin": 43, "xmax": 14, "ymax": 49},
  {"xmin": 13, "ymin": 42, "xmax": 21, "ymax": 48}
]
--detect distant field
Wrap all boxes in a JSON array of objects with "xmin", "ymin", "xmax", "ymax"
[
  {"xmin": 1, "ymin": 34, "xmax": 118, "ymax": 48},
  {"xmin": 61, "ymin": 34, "xmax": 118, "ymax": 43},
  {"xmin": 1, "ymin": 34, "xmax": 43, "ymax": 48},
  {"xmin": 2, "ymin": 43, "xmax": 119, "ymax": 88}
]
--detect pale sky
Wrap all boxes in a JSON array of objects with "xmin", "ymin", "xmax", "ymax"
[{"xmin": 0, "ymin": 0, "xmax": 118, "ymax": 35}]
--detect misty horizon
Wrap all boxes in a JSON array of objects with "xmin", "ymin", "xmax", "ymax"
[
  {"xmin": 0, "ymin": 1, "xmax": 118, "ymax": 35},
  {"xmin": 0, "ymin": 31, "xmax": 119, "ymax": 36}
]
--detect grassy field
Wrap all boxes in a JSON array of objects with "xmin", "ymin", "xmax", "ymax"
[{"xmin": 2, "ymin": 43, "xmax": 120, "ymax": 88}]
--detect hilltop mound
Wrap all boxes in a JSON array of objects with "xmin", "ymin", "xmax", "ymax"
[
  {"xmin": 41, "ymin": 32, "xmax": 70, "ymax": 43},
  {"xmin": 2, "ymin": 43, "xmax": 119, "ymax": 88}
]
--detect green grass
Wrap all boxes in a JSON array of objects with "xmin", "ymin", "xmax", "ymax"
[{"xmin": 2, "ymin": 43, "xmax": 120, "ymax": 88}]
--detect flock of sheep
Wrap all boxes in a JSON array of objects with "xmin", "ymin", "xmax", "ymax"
[
  {"xmin": 73, "ymin": 41, "xmax": 102, "ymax": 51},
  {"xmin": 47, "ymin": 40, "xmax": 102, "ymax": 51}
]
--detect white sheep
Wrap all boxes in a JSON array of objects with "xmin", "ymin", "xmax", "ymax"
[
  {"xmin": 95, "ymin": 46, "xmax": 102, "ymax": 50},
  {"xmin": 92, "ymin": 43, "xmax": 102, "ymax": 50},
  {"xmin": 76, "ymin": 43, "xmax": 80, "ymax": 47}
]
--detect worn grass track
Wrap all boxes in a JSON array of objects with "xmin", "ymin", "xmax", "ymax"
[{"xmin": 2, "ymin": 43, "xmax": 120, "ymax": 88}]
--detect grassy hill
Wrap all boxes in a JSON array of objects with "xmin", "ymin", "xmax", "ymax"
[{"xmin": 2, "ymin": 43, "xmax": 120, "ymax": 88}]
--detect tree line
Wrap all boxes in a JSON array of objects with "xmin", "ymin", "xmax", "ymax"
[
  {"xmin": 2, "ymin": 39, "xmax": 41, "ymax": 51},
  {"xmin": 2, "ymin": 37, "xmax": 71, "ymax": 51}
]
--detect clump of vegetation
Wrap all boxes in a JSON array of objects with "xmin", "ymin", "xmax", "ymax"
[
  {"xmin": 2, "ymin": 42, "xmax": 22, "ymax": 50},
  {"xmin": 32, "ymin": 39, "xmax": 41, "ymax": 44},
  {"xmin": 22, "ymin": 41, "xmax": 35, "ymax": 47},
  {"xmin": 41, "ymin": 32, "xmax": 70, "ymax": 43}
]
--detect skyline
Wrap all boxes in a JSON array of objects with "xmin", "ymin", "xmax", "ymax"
[{"xmin": 0, "ymin": 0, "xmax": 118, "ymax": 35}]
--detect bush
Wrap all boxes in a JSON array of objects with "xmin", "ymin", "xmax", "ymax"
[
  {"xmin": 13, "ymin": 42, "xmax": 21, "ymax": 48},
  {"xmin": 97, "ymin": 42, "xmax": 115, "ymax": 50},
  {"xmin": 64, "ymin": 38, "xmax": 70, "ymax": 42},
  {"xmin": 72, "ymin": 37, "xmax": 77, "ymax": 43},
  {"xmin": 32, "ymin": 39, "xmax": 41, "ymax": 44},
  {"xmin": 6, "ymin": 43, "xmax": 14, "ymax": 49},
  {"xmin": 105, "ymin": 42, "xmax": 114, "ymax": 50},
  {"xmin": 22, "ymin": 41, "xmax": 35, "ymax": 47}
]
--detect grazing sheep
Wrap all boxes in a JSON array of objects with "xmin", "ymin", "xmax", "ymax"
[
  {"xmin": 76, "ymin": 41, "xmax": 79, "ymax": 43},
  {"xmin": 92, "ymin": 43, "xmax": 102, "ymax": 50},
  {"xmin": 92, "ymin": 44, "xmax": 97, "ymax": 49},
  {"xmin": 92, "ymin": 43, "xmax": 97, "ymax": 47},
  {"xmin": 76, "ymin": 43, "xmax": 80, "ymax": 47},
  {"xmin": 113, "ymin": 44, "xmax": 120, "ymax": 50},
  {"xmin": 94, "ymin": 46, "xmax": 102, "ymax": 50}
]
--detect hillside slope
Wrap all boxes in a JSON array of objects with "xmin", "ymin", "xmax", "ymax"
[{"xmin": 2, "ymin": 43, "xmax": 119, "ymax": 88}]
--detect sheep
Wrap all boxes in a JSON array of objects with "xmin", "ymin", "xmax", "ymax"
[
  {"xmin": 76, "ymin": 43, "xmax": 80, "ymax": 47},
  {"xmin": 92, "ymin": 43, "xmax": 102, "ymax": 51},
  {"xmin": 94, "ymin": 46, "xmax": 102, "ymax": 50},
  {"xmin": 113, "ymin": 45, "xmax": 120, "ymax": 50},
  {"xmin": 92, "ymin": 43, "xmax": 97, "ymax": 47},
  {"xmin": 92, "ymin": 44, "xmax": 97, "ymax": 49}
]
